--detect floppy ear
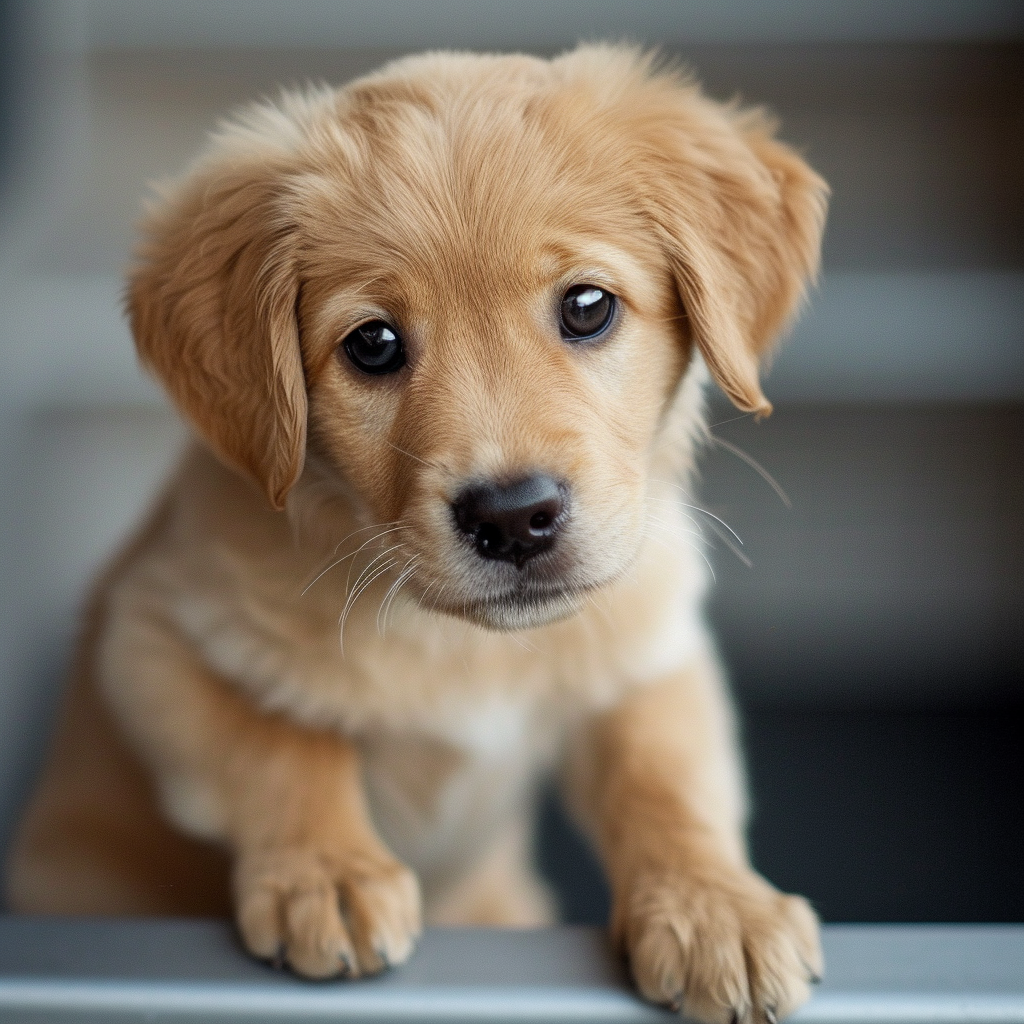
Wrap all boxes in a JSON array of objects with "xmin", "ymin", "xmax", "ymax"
[
  {"xmin": 644, "ymin": 97, "xmax": 828, "ymax": 415},
  {"xmin": 128, "ymin": 157, "xmax": 306, "ymax": 510}
]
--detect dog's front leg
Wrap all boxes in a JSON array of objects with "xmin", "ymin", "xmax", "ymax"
[
  {"xmin": 228, "ymin": 721, "xmax": 421, "ymax": 979},
  {"xmin": 565, "ymin": 650, "xmax": 822, "ymax": 1024},
  {"xmin": 101, "ymin": 615, "xmax": 420, "ymax": 979}
]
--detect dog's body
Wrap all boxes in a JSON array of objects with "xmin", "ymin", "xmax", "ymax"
[{"xmin": 7, "ymin": 47, "xmax": 827, "ymax": 1023}]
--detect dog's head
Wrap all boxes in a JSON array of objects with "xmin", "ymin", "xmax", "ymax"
[{"xmin": 128, "ymin": 46, "xmax": 826, "ymax": 631}]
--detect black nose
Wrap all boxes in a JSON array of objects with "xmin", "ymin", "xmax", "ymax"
[{"xmin": 453, "ymin": 475, "xmax": 566, "ymax": 567}]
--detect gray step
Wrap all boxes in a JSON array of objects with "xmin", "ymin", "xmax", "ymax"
[{"xmin": 1, "ymin": 920, "xmax": 1021, "ymax": 1023}]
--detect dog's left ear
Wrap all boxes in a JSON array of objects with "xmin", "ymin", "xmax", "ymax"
[{"xmin": 645, "ymin": 99, "xmax": 828, "ymax": 415}]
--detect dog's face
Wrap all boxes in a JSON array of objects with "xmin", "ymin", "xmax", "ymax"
[
  {"xmin": 294, "ymin": 85, "xmax": 686, "ymax": 629},
  {"xmin": 129, "ymin": 47, "xmax": 826, "ymax": 631}
]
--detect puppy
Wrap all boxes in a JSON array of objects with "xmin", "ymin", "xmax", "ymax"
[{"xmin": 7, "ymin": 45, "xmax": 827, "ymax": 1023}]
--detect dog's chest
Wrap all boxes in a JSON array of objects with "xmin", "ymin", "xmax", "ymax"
[{"xmin": 357, "ymin": 697, "xmax": 550, "ymax": 879}]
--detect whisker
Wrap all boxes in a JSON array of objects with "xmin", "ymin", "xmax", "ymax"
[
  {"xmin": 700, "ymin": 516, "xmax": 753, "ymax": 569},
  {"xmin": 708, "ymin": 433, "xmax": 792, "ymax": 508},
  {"xmin": 642, "ymin": 530, "xmax": 680, "ymax": 556},
  {"xmin": 709, "ymin": 410, "xmax": 754, "ymax": 430},
  {"xmin": 646, "ymin": 504, "xmax": 752, "ymax": 569},
  {"xmin": 339, "ymin": 557, "xmax": 400, "ymax": 655},
  {"xmin": 689, "ymin": 541, "xmax": 717, "ymax": 582},
  {"xmin": 385, "ymin": 440, "xmax": 436, "ymax": 469},
  {"xmin": 656, "ymin": 486, "xmax": 746, "ymax": 549},
  {"xmin": 428, "ymin": 580, "xmax": 451, "ymax": 618},
  {"xmin": 378, "ymin": 558, "xmax": 419, "ymax": 636},
  {"xmin": 644, "ymin": 495, "xmax": 706, "ymax": 533},
  {"xmin": 507, "ymin": 630, "xmax": 538, "ymax": 654},
  {"xmin": 646, "ymin": 518, "xmax": 719, "ymax": 582},
  {"xmin": 681, "ymin": 503, "xmax": 743, "ymax": 547},
  {"xmin": 387, "ymin": 564, "xmax": 420, "ymax": 632},
  {"xmin": 330, "ymin": 520, "xmax": 403, "ymax": 556},
  {"xmin": 644, "ymin": 512, "xmax": 708, "ymax": 543},
  {"xmin": 376, "ymin": 559, "xmax": 409, "ymax": 636},
  {"xmin": 302, "ymin": 522, "xmax": 410, "ymax": 595},
  {"xmin": 343, "ymin": 542, "xmax": 410, "ymax": 622},
  {"xmin": 346, "ymin": 555, "xmax": 400, "ymax": 619},
  {"xmin": 345, "ymin": 540, "xmax": 408, "ymax": 593},
  {"xmin": 344, "ymin": 533, "xmax": 410, "ymax": 593},
  {"xmin": 418, "ymin": 576, "xmax": 439, "ymax": 613},
  {"xmin": 584, "ymin": 591, "xmax": 616, "ymax": 631}
]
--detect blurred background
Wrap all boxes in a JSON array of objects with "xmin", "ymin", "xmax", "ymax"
[{"xmin": 0, "ymin": 1, "xmax": 1021, "ymax": 925}]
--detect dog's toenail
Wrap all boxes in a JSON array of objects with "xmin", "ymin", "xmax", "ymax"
[
  {"xmin": 765, "ymin": 1006, "xmax": 778, "ymax": 1024},
  {"xmin": 800, "ymin": 958, "xmax": 822, "ymax": 984},
  {"xmin": 271, "ymin": 943, "xmax": 286, "ymax": 970},
  {"xmin": 338, "ymin": 952, "xmax": 353, "ymax": 976}
]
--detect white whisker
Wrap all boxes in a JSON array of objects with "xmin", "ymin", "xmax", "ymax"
[
  {"xmin": 339, "ymin": 557, "xmax": 400, "ymax": 655},
  {"xmin": 507, "ymin": 630, "xmax": 538, "ymax": 654},
  {"xmin": 378, "ymin": 558, "xmax": 419, "ymax": 636},
  {"xmin": 645, "ymin": 505, "xmax": 752, "ymax": 569},
  {"xmin": 385, "ymin": 440, "xmax": 435, "ymax": 469},
  {"xmin": 302, "ymin": 522, "xmax": 409, "ymax": 595},
  {"xmin": 657, "ymin": 487, "xmax": 745, "ymax": 549},
  {"xmin": 344, "ymin": 534, "xmax": 409, "ymax": 593},
  {"xmin": 644, "ymin": 512, "xmax": 708, "ymax": 543},
  {"xmin": 644, "ymin": 495, "xmax": 706, "ymax": 534},
  {"xmin": 642, "ymin": 529, "xmax": 679, "ymax": 556},
  {"xmin": 709, "ymin": 410, "xmax": 753, "ymax": 429},
  {"xmin": 708, "ymin": 433, "xmax": 792, "ymax": 508},
  {"xmin": 330, "ymin": 520, "xmax": 402, "ymax": 555},
  {"xmin": 429, "ymin": 581, "xmax": 451, "ymax": 617},
  {"xmin": 699, "ymin": 515, "xmax": 753, "ymax": 569},
  {"xmin": 418, "ymin": 577, "xmax": 440, "ymax": 614},
  {"xmin": 585, "ymin": 591, "xmax": 616, "ymax": 631},
  {"xmin": 688, "ymin": 540, "xmax": 717, "ymax": 582}
]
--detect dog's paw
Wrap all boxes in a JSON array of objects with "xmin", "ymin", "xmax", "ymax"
[
  {"xmin": 234, "ymin": 847, "xmax": 421, "ymax": 979},
  {"xmin": 615, "ymin": 867, "xmax": 822, "ymax": 1024}
]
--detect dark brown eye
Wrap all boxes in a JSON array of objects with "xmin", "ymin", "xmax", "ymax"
[
  {"xmin": 342, "ymin": 320, "xmax": 405, "ymax": 375},
  {"xmin": 560, "ymin": 284, "xmax": 615, "ymax": 341}
]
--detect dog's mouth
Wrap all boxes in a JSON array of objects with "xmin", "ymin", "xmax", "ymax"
[{"xmin": 424, "ymin": 578, "xmax": 596, "ymax": 632}]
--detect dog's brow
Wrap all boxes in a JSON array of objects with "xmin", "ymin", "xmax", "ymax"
[
  {"xmin": 311, "ymin": 293, "xmax": 394, "ymax": 340},
  {"xmin": 551, "ymin": 246, "xmax": 652, "ymax": 302}
]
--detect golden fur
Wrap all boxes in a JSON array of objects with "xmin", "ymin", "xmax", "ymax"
[{"xmin": 7, "ymin": 45, "xmax": 828, "ymax": 1022}]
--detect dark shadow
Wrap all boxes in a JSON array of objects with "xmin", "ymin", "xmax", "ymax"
[{"xmin": 536, "ymin": 697, "xmax": 1024, "ymax": 925}]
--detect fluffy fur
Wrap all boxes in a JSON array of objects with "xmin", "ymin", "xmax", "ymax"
[{"xmin": 7, "ymin": 45, "xmax": 828, "ymax": 1023}]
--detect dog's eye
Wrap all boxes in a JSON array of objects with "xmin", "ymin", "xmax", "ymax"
[
  {"xmin": 560, "ymin": 284, "xmax": 615, "ymax": 341},
  {"xmin": 342, "ymin": 320, "xmax": 406, "ymax": 375}
]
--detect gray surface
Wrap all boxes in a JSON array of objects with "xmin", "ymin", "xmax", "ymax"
[
  {"xmin": 0, "ymin": 409, "xmax": 184, "ymax": 863},
  {"xmin": 24, "ymin": 41, "xmax": 1024, "ymax": 279},
  {"xmin": 0, "ymin": 921, "xmax": 1021, "ymax": 1023},
  {"xmin": 82, "ymin": 0, "xmax": 1024, "ymax": 49}
]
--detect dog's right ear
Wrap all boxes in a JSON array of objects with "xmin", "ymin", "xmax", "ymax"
[{"xmin": 128, "ymin": 155, "xmax": 306, "ymax": 511}]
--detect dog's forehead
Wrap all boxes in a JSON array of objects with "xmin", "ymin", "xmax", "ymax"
[{"xmin": 289, "ymin": 73, "xmax": 655, "ymax": 305}]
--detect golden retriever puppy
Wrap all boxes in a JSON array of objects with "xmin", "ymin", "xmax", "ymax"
[{"xmin": 7, "ymin": 45, "xmax": 827, "ymax": 1023}]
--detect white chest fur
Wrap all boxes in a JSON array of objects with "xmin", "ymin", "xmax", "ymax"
[{"xmin": 358, "ymin": 696, "xmax": 551, "ymax": 887}]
